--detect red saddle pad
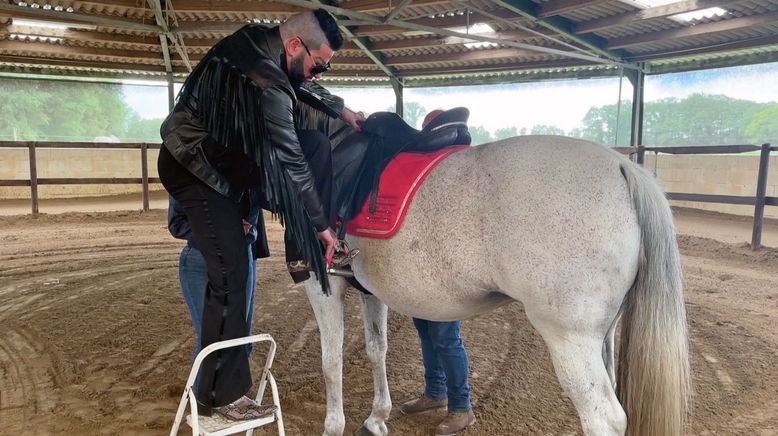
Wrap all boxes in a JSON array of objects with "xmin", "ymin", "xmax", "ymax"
[{"xmin": 346, "ymin": 145, "xmax": 469, "ymax": 239}]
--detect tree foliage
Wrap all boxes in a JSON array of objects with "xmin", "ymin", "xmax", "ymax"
[
  {"xmin": 469, "ymin": 125, "xmax": 493, "ymax": 145},
  {"xmin": 0, "ymin": 78, "xmax": 161, "ymax": 142}
]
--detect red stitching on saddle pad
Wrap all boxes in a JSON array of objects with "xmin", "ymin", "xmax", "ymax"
[{"xmin": 346, "ymin": 145, "xmax": 469, "ymax": 239}]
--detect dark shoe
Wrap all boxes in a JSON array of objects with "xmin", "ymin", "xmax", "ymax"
[
  {"xmin": 400, "ymin": 395, "xmax": 447, "ymax": 416},
  {"xmin": 435, "ymin": 410, "xmax": 476, "ymax": 436},
  {"xmin": 435, "ymin": 410, "xmax": 475, "ymax": 436}
]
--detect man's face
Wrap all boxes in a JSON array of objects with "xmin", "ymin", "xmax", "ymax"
[{"xmin": 286, "ymin": 36, "xmax": 335, "ymax": 86}]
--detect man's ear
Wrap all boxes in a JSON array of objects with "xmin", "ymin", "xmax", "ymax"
[{"xmin": 284, "ymin": 36, "xmax": 303, "ymax": 56}]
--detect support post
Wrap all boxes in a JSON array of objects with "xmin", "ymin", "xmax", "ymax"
[
  {"xmin": 141, "ymin": 143, "xmax": 150, "ymax": 211},
  {"xmin": 167, "ymin": 72, "xmax": 175, "ymax": 111},
  {"xmin": 28, "ymin": 142, "xmax": 39, "ymax": 215},
  {"xmin": 392, "ymin": 79, "xmax": 403, "ymax": 118},
  {"xmin": 751, "ymin": 143, "xmax": 771, "ymax": 250},
  {"xmin": 628, "ymin": 64, "xmax": 645, "ymax": 147},
  {"xmin": 636, "ymin": 145, "xmax": 646, "ymax": 166}
]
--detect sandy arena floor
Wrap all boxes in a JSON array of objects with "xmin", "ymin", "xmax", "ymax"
[{"xmin": 0, "ymin": 205, "xmax": 776, "ymax": 436}]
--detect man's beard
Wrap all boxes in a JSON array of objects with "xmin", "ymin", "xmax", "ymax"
[{"xmin": 288, "ymin": 52, "xmax": 306, "ymax": 89}]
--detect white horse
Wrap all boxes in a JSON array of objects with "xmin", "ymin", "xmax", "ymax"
[{"xmin": 303, "ymin": 136, "xmax": 690, "ymax": 436}]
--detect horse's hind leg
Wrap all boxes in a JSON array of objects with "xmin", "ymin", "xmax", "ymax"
[
  {"xmin": 525, "ymin": 309, "xmax": 627, "ymax": 436},
  {"xmin": 356, "ymin": 292, "xmax": 391, "ymax": 436},
  {"xmin": 305, "ymin": 277, "xmax": 348, "ymax": 436},
  {"xmin": 602, "ymin": 315, "xmax": 619, "ymax": 390}
]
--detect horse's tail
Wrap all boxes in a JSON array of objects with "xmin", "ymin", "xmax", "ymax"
[{"xmin": 617, "ymin": 160, "xmax": 691, "ymax": 435}]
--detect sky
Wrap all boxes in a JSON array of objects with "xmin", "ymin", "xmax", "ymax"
[{"xmin": 120, "ymin": 62, "xmax": 778, "ymax": 134}]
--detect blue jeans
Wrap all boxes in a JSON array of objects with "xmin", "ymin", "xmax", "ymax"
[
  {"xmin": 179, "ymin": 242, "xmax": 257, "ymax": 391},
  {"xmin": 413, "ymin": 318, "xmax": 472, "ymax": 413}
]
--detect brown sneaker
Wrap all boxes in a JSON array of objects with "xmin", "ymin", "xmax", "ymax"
[
  {"xmin": 400, "ymin": 395, "xmax": 447, "ymax": 416},
  {"xmin": 435, "ymin": 410, "xmax": 476, "ymax": 436}
]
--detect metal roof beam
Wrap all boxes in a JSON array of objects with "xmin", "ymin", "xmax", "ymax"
[
  {"xmin": 384, "ymin": 0, "xmax": 414, "ymax": 22},
  {"xmin": 314, "ymin": 0, "xmax": 401, "ymax": 81},
  {"xmin": 0, "ymin": 2, "xmax": 161, "ymax": 32},
  {"xmin": 605, "ymin": 10, "xmax": 778, "ymax": 49},
  {"xmin": 574, "ymin": 0, "xmax": 734, "ymax": 35},
  {"xmin": 147, "ymin": 0, "xmax": 174, "ymax": 73},
  {"xmin": 385, "ymin": 47, "xmax": 553, "ymax": 65},
  {"xmin": 627, "ymin": 34, "xmax": 778, "ymax": 62},
  {"xmin": 0, "ymin": 39, "xmax": 194, "ymax": 62},
  {"xmin": 273, "ymin": 0, "xmax": 634, "ymax": 68},
  {"xmin": 493, "ymin": 0, "xmax": 628, "ymax": 62},
  {"xmin": 351, "ymin": 8, "xmax": 520, "ymax": 37},
  {"xmin": 0, "ymin": 25, "xmax": 159, "ymax": 47},
  {"xmin": 538, "ymin": 0, "xmax": 611, "ymax": 18}
]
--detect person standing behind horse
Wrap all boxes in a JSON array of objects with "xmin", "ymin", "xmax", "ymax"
[
  {"xmin": 157, "ymin": 9, "xmax": 343, "ymax": 415},
  {"xmin": 400, "ymin": 109, "xmax": 476, "ymax": 436}
]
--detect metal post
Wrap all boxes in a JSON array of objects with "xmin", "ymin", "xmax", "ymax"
[
  {"xmin": 751, "ymin": 143, "xmax": 771, "ymax": 250},
  {"xmin": 628, "ymin": 64, "xmax": 645, "ymax": 148},
  {"xmin": 637, "ymin": 146, "xmax": 646, "ymax": 166},
  {"xmin": 141, "ymin": 143, "xmax": 150, "ymax": 211},
  {"xmin": 28, "ymin": 142, "xmax": 39, "ymax": 215},
  {"xmin": 167, "ymin": 72, "xmax": 175, "ymax": 111},
  {"xmin": 391, "ymin": 78, "xmax": 403, "ymax": 118}
]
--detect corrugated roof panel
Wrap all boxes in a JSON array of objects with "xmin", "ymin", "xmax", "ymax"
[
  {"xmin": 594, "ymin": 18, "xmax": 681, "ymax": 39},
  {"xmin": 557, "ymin": 1, "xmax": 639, "ymax": 21},
  {"xmin": 624, "ymin": 24, "xmax": 778, "ymax": 54}
]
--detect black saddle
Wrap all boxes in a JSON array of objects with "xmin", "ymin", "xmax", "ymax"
[{"xmin": 333, "ymin": 107, "xmax": 471, "ymax": 231}]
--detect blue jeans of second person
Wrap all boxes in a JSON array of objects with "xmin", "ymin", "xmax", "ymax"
[
  {"xmin": 413, "ymin": 318, "xmax": 472, "ymax": 413},
  {"xmin": 179, "ymin": 242, "xmax": 257, "ymax": 393}
]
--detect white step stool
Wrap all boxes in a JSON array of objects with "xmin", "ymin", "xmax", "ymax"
[{"xmin": 170, "ymin": 334, "xmax": 285, "ymax": 436}]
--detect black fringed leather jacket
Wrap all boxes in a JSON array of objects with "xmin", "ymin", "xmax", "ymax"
[
  {"xmin": 160, "ymin": 24, "xmax": 332, "ymax": 291},
  {"xmin": 161, "ymin": 24, "xmax": 328, "ymax": 232}
]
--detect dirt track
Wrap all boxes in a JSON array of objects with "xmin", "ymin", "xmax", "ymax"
[{"xmin": 0, "ymin": 208, "xmax": 776, "ymax": 435}]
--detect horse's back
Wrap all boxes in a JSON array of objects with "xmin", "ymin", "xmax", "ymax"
[{"xmin": 351, "ymin": 136, "xmax": 641, "ymax": 321}]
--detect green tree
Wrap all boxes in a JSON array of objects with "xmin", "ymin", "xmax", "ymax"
[
  {"xmin": 469, "ymin": 125, "xmax": 492, "ymax": 145},
  {"xmin": 402, "ymin": 102, "xmax": 427, "ymax": 129},
  {"xmin": 569, "ymin": 100, "xmax": 632, "ymax": 145},
  {"xmin": 494, "ymin": 126, "xmax": 518, "ymax": 140},
  {"xmin": 0, "ymin": 78, "xmax": 135, "ymax": 141},
  {"xmin": 745, "ymin": 105, "xmax": 778, "ymax": 145},
  {"xmin": 530, "ymin": 124, "xmax": 565, "ymax": 135},
  {"xmin": 124, "ymin": 114, "xmax": 165, "ymax": 142}
]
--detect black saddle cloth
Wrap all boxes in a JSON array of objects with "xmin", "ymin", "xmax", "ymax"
[{"xmin": 333, "ymin": 107, "xmax": 471, "ymax": 225}]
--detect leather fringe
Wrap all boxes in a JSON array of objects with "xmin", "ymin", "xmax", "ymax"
[{"xmin": 183, "ymin": 57, "xmax": 330, "ymax": 294}]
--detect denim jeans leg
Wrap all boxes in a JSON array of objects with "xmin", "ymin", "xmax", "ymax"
[
  {"xmin": 427, "ymin": 321, "xmax": 471, "ymax": 412},
  {"xmin": 244, "ymin": 251, "xmax": 256, "ymax": 356},
  {"xmin": 413, "ymin": 318, "xmax": 448, "ymax": 401},
  {"xmin": 179, "ymin": 243, "xmax": 209, "ymax": 392}
]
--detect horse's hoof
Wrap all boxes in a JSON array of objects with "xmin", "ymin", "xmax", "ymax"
[{"xmin": 355, "ymin": 425, "xmax": 380, "ymax": 436}]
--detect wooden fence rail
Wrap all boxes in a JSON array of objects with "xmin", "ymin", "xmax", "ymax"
[
  {"xmin": 637, "ymin": 143, "xmax": 774, "ymax": 249},
  {"xmin": 0, "ymin": 141, "xmax": 162, "ymax": 214},
  {"xmin": 0, "ymin": 141, "xmax": 775, "ymax": 248}
]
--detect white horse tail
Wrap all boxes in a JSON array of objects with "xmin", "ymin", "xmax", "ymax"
[{"xmin": 617, "ymin": 160, "xmax": 691, "ymax": 436}]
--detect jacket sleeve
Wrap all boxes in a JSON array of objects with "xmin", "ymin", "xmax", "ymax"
[
  {"xmin": 167, "ymin": 196, "xmax": 193, "ymax": 240},
  {"xmin": 296, "ymin": 81, "xmax": 344, "ymax": 119},
  {"xmin": 262, "ymin": 85, "xmax": 329, "ymax": 232}
]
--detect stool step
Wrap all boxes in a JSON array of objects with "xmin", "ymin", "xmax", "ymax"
[{"xmin": 186, "ymin": 412, "xmax": 276, "ymax": 436}]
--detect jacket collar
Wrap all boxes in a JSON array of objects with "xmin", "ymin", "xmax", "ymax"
[{"xmin": 261, "ymin": 26, "xmax": 286, "ymax": 69}]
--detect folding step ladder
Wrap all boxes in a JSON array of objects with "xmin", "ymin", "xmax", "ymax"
[{"xmin": 170, "ymin": 334, "xmax": 285, "ymax": 436}]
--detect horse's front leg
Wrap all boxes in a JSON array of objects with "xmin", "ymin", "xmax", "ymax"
[
  {"xmin": 305, "ymin": 277, "xmax": 348, "ymax": 436},
  {"xmin": 356, "ymin": 292, "xmax": 391, "ymax": 436}
]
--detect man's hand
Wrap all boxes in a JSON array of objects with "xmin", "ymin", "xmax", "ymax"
[
  {"xmin": 318, "ymin": 228, "xmax": 337, "ymax": 266},
  {"xmin": 242, "ymin": 219, "xmax": 251, "ymax": 235},
  {"xmin": 341, "ymin": 107, "xmax": 366, "ymax": 132}
]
